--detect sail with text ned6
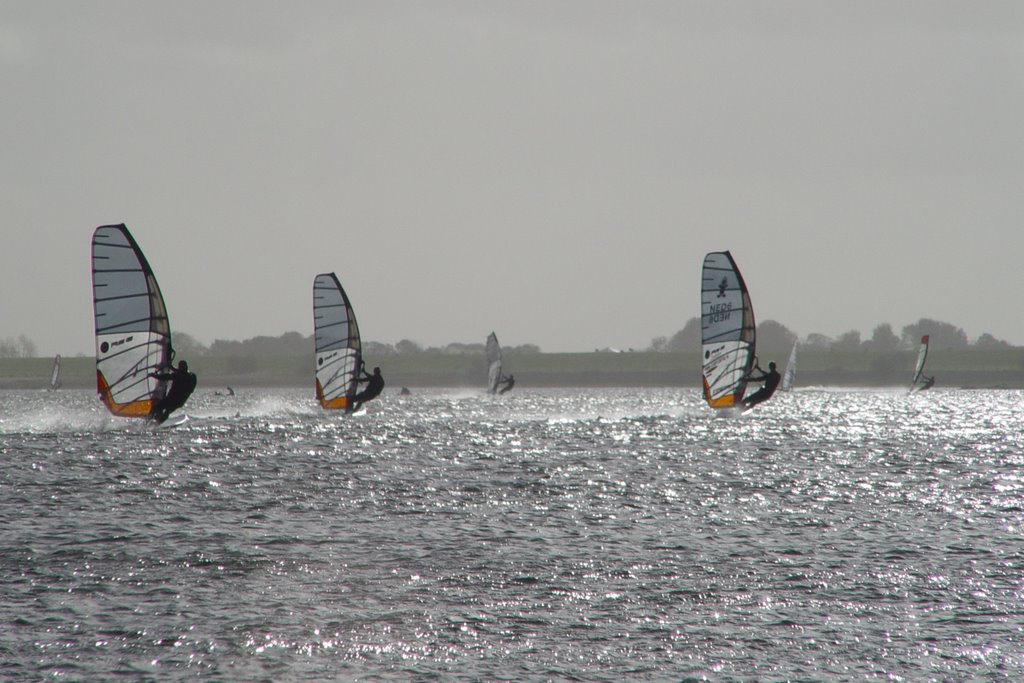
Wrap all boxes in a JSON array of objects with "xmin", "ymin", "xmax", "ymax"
[
  {"xmin": 313, "ymin": 272, "xmax": 362, "ymax": 411},
  {"xmin": 700, "ymin": 251, "xmax": 756, "ymax": 409},
  {"xmin": 91, "ymin": 224, "xmax": 173, "ymax": 418}
]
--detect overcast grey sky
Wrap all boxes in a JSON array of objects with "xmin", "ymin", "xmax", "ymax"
[{"xmin": 2, "ymin": 1, "xmax": 1021, "ymax": 356}]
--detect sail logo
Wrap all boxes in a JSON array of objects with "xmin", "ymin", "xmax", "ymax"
[
  {"xmin": 706, "ymin": 301, "xmax": 733, "ymax": 324},
  {"xmin": 99, "ymin": 335, "xmax": 134, "ymax": 354},
  {"xmin": 717, "ymin": 277, "xmax": 728, "ymax": 297},
  {"xmin": 705, "ymin": 344, "xmax": 725, "ymax": 360},
  {"xmin": 318, "ymin": 351, "xmax": 338, "ymax": 366}
]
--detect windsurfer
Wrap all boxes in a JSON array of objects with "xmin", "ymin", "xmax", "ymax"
[
  {"xmin": 742, "ymin": 361, "xmax": 780, "ymax": 409},
  {"xmin": 498, "ymin": 374, "xmax": 515, "ymax": 394},
  {"xmin": 353, "ymin": 364, "xmax": 385, "ymax": 410},
  {"xmin": 150, "ymin": 360, "xmax": 198, "ymax": 423},
  {"xmin": 920, "ymin": 375, "xmax": 935, "ymax": 391}
]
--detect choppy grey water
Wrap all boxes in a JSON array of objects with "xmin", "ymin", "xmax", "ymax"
[{"xmin": 1, "ymin": 387, "xmax": 1022, "ymax": 681}]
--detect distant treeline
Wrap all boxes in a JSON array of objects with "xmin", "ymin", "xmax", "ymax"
[
  {"xmin": 167, "ymin": 332, "xmax": 543, "ymax": 360},
  {"xmin": 162, "ymin": 316, "xmax": 1017, "ymax": 361},
  {"xmin": 0, "ymin": 317, "xmax": 1015, "ymax": 361},
  {"xmin": 0, "ymin": 335, "xmax": 38, "ymax": 359},
  {"xmin": 161, "ymin": 315, "xmax": 1015, "ymax": 360},
  {"xmin": 649, "ymin": 317, "xmax": 1014, "ymax": 358}
]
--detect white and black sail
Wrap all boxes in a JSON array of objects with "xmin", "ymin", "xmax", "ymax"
[
  {"xmin": 91, "ymin": 224, "xmax": 172, "ymax": 417},
  {"xmin": 49, "ymin": 354, "xmax": 62, "ymax": 390},
  {"xmin": 700, "ymin": 251, "xmax": 756, "ymax": 409},
  {"xmin": 313, "ymin": 272, "xmax": 362, "ymax": 410},
  {"xmin": 486, "ymin": 332, "xmax": 502, "ymax": 394},
  {"xmin": 781, "ymin": 341, "xmax": 798, "ymax": 392},
  {"xmin": 910, "ymin": 335, "xmax": 931, "ymax": 392}
]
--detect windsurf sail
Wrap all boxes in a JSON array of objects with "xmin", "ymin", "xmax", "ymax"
[
  {"xmin": 910, "ymin": 334, "xmax": 931, "ymax": 392},
  {"xmin": 91, "ymin": 224, "xmax": 172, "ymax": 417},
  {"xmin": 486, "ymin": 332, "xmax": 502, "ymax": 394},
  {"xmin": 49, "ymin": 354, "xmax": 62, "ymax": 390},
  {"xmin": 701, "ymin": 251, "xmax": 756, "ymax": 409},
  {"xmin": 781, "ymin": 341, "xmax": 798, "ymax": 392},
  {"xmin": 313, "ymin": 272, "xmax": 362, "ymax": 410}
]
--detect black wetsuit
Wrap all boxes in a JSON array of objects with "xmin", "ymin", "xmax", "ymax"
[
  {"xmin": 151, "ymin": 367, "xmax": 198, "ymax": 423},
  {"xmin": 498, "ymin": 376, "xmax": 515, "ymax": 394},
  {"xmin": 743, "ymin": 367, "xmax": 781, "ymax": 409},
  {"xmin": 353, "ymin": 371, "xmax": 385, "ymax": 409}
]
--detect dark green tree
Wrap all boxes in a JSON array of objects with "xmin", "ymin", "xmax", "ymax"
[
  {"xmin": 975, "ymin": 333, "xmax": 1010, "ymax": 349},
  {"xmin": 864, "ymin": 323, "xmax": 900, "ymax": 351},
  {"xmin": 756, "ymin": 320, "xmax": 798, "ymax": 357},
  {"xmin": 833, "ymin": 330, "xmax": 862, "ymax": 351},
  {"xmin": 803, "ymin": 333, "xmax": 833, "ymax": 350},
  {"xmin": 901, "ymin": 319, "xmax": 968, "ymax": 350},
  {"xmin": 667, "ymin": 317, "xmax": 701, "ymax": 352},
  {"xmin": 395, "ymin": 339, "xmax": 423, "ymax": 354}
]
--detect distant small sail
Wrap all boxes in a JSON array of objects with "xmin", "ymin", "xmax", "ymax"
[
  {"xmin": 313, "ymin": 273, "xmax": 362, "ymax": 410},
  {"xmin": 91, "ymin": 224, "xmax": 173, "ymax": 417},
  {"xmin": 781, "ymin": 341, "xmax": 798, "ymax": 392},
  {"xmin": 486, "ymin": 332, "xmax": 502, "ymax": 394},
  {"xmin": 49, "ymin": 354, "xmax": 62, "ymax": 390},
  {"xmin": 910, "ymin": 335, "xmax": 931, "ymax": 392},
  {"xmin": 700, "ymin": 251, "xmax": 756, "ymax": 409}
]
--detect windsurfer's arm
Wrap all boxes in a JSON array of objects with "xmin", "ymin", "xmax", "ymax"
[{"xmin": 742, "ymin": 367, "xmax": 765, "ymax": 382}]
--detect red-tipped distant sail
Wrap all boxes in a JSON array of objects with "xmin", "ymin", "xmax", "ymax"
[
  {"xmin": 313, "ymin": 273, "xmax": 362, "ymax": 410},
  {"xmin": 701, "ymin": 251, "xmax": 756, "ymax": 409},
  {"xmin": 91, "ymin": 224, "xmax": 172, "ymax": 417}
]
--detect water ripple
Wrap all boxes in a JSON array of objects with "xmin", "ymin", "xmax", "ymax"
[{"xmin": 1, "ymin": 387, "xmax": 1022, "ymax": 679}]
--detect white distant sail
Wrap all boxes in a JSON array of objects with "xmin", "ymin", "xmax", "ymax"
[
  {"xmin": 486, "ymin": 332, "xmax": 502, "ymax": 394},
  {"xmin": 91, "ymin": 224, "xmax": 172, "ymax": 418},
  {"xmin": 701, "ymin": 251, "xmax": 756, "ymax": 409},
  {"xmin": 49, "ymin": 354, "xmax": 62, "ymax": 390},
  {"xmin": 781, "ymin": 341, "xmax": 798, "ymax": 392},
  {"xmin": 313, "ymin": 273, "xmax": 362, "ymax": 410},
  {"xmin": 910, "ymin": 335, "xmax": 931, "ymax": 392}
]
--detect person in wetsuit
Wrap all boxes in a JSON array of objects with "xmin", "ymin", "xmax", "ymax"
[
  {"xmin": 352, "ymin": 364, "xmax": 385, "ymax": 411},
  {"xmin": 150, "ymin": 360, "xmax": 198, "ymax": 423},
  {"xmin": 742, "ymin": 361, "xmax": 780, "ymax": 409},
  {"xmin": 498, "ymin": 373, "xmax": 515, "ymax": 395}
]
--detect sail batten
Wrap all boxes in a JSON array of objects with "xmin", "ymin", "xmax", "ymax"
[
  {"xmin": 91, "ymin": 224, "xmax": 172, "ymax": 418},
  {"xmin": 700, "ymin": 251, "xmax": 756, "ymax": 409},
  {"xmin": 314, "ymin": 273, "xmax": 362, "ymax": 411}
]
